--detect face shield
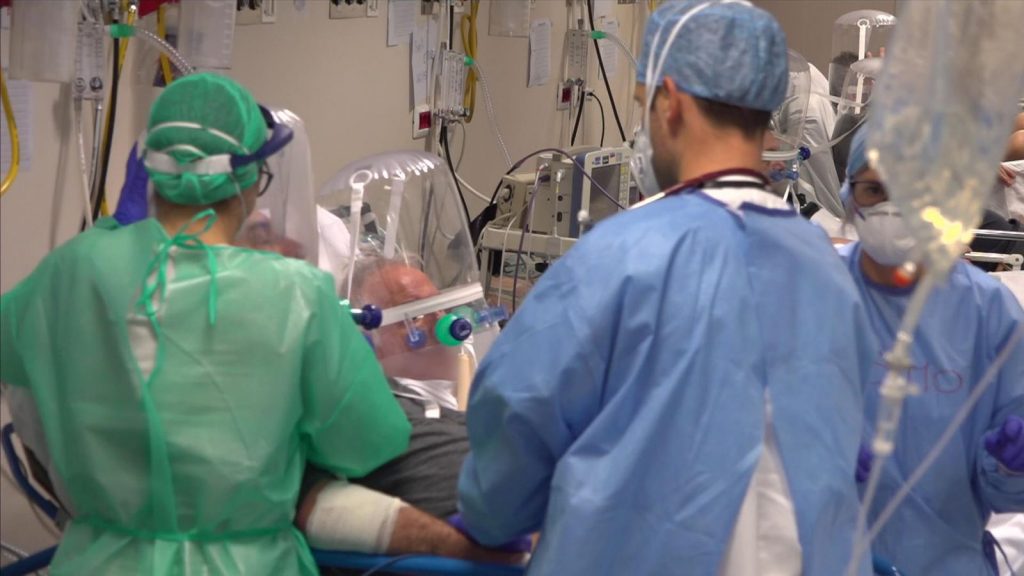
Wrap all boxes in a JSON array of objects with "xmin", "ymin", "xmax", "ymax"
[
  {"xmin": 318, "ymin": 151, "xmax": 505, "ymax": 408},
  {"xmin": 763, "ymin": 50, "xmax": 811, "ymax": 201},
  {"xmin": 827, "ymin": 10, "xmax": 895, "ymax": 102},
  {"xmin": 836, "ymin": 57, "xmax": 883, "ymax": 117},
  {"xmin": 234, "ymin": 108, "xmax": 319, "ymax": 266},
  {"xmin": 830, "ymin": 58, "xmax": 882, "ymax": 179}
]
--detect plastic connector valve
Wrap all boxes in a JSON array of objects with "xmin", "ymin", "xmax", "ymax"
[
  {"xmin": 108, "ymin": 23, "xmax": 136, "ymax": 38},
  {"xmin": 477, "ymin": 306, "xmax": 509, "ymax": 325},
  {"xmin": 406, "ymin": 328, "xmax": 428, "ymax": 349},
  {"xmin": 798, "ymin": 146, "xmax": 811, "ymax": 161},
  {"xmin": 435, "ymin": 314, "xmax": 473, "ymax": 347},
  {"xmin": 350, "ymin": 304, "xmax": 383, "ymax": 330}
]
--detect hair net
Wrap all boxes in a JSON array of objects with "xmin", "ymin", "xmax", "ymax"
[
  {"xmin": 847, "ymin": 126, "xmax": 869, "ymax": 179},
  {"xmin": 840, "ymin": 125, "xmax": 869, "ymax": 204},
  {"xmin": 144, "ymin": 73, "xmax": 267, "ymax": 205},
  {"xmin": 637, "ymin": 0, "xmax": 788, "ymax": 112}
]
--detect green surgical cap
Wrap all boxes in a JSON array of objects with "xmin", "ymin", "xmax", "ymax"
[{"xmin": 145, "ymin": 73, "xmax": 267, "ymax": 206}]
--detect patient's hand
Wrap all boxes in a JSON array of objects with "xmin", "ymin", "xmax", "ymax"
[
  {"xmin": 999, "ymin": 164, "xmax": 1016, "ymax": 187},
  {"xmin": 296, "ymin": 480, "xmax": 528, "ymax": 565},
  {"xmin": 447, "ymin": 513, "xmax": 533, "ymax": 554}
]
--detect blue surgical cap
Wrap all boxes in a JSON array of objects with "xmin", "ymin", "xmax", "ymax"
[
  {"xmin": 840, "ymin": 126, "xmax": 869, "ymax": 204},
  {"xmin": 637, "ymin": 1, "xmax": 788, "ymax": 112},
  {"xmin": 846, "ymin": 126, "xmax": 869, "ymax": 179}
]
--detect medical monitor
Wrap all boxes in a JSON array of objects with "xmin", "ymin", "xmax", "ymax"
[{"xmin": 568, "ymin": 147, "xmax": 637, "ymax": 237}]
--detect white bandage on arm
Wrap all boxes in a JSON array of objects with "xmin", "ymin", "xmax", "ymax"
[{"xmin": 303, "ymin": 479, "xmax": 406, "ymax": 554}]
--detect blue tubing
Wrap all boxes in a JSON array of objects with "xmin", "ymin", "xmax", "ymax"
[
  {"xmin": 312, "ymin": 550, "xmax": 526, "ymax": 576},
  {"xmin": 1, "ymin": 424, "xmax": 60, "ymax": 521},
  {"xmin": 0, "ymin": 546, "xmax": 57, "ymax": 576}
]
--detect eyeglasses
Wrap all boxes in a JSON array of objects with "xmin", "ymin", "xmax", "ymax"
[
  {"xmin": 849, "ymin": 179, "xmax": 888, "ymax": 207},
  {"xmin": 258, "ymin": 164, "xmax": 274, "ymax": 197}
]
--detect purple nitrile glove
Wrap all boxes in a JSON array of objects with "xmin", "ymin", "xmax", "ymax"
[
  {"xmin": 447, "ymin": 513, "xmax": 532, "ymax": 554},
  {"xmin": 113, "ymin": 143, "xmax": 151, "ymax": 226},
  {"xmin": 984, "ymin": 415, "xmax": 1024, "ymax": 473},
  {"xmin": 856, "ymin": 443, "xmax": 874, "ymax": 483}
]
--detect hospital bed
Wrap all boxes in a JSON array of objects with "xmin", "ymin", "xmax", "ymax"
[
  {"xmin": 1, "ymin": 420, "xmax": 907, "ymax": 575},
  {"xmin": 0, "ymin": 423, "xmax": 914, "ymax": 576},
  {"xmin": 966, "ymin": 229, "xmax": 1024, "ymax": 272},
  {"xmin": 0, "ymin": 423, "xmax": 523, "ymax": 576}
]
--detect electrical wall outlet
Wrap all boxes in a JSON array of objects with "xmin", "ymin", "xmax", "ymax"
[
  {"xmin": 236, "ymin": 2, "xmax": 262, "ymax": 26},
  {"xmin": 412, "ymin": 105, "xmax": 432, "ymax": 139},
  {"xmin": 329, "ymin": 0, "xmax": 369, "ymax": 19},
  {"xmin": 237, "ymin": 0, "xmax": 274, "ymax": 25},
  {"xmin": 556, "ymin": 82, "xmax": 573, "ymax": 111},
  {"xmin": 261, "ymin": 0, "xmax": 276, "ymax": 22}
]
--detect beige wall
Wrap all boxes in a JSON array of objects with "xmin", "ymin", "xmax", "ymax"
[
  {"xmin": 1, "ymin": 0, "xmax": 643, "ymax": 293},
  {"xmin": 754, "ymin": 0, "xmax": 897, "ymax": 73}
]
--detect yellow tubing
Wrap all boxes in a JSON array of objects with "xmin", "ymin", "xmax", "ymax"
[
  {"xmin": 117, "ymin": 2, "xmax": 137, "ymax": 72},
  {"xmin": 95, "ymin": 1, "xmax": 137, "ymax": 215},
  {"xmin": 460, "ymin": 0, "xmax": 479, "ymax": 122},
  {"xmin": 156, "ymin": 5, "xmax": 174, "ymax": 86},
  {"xmin": 0, "ymin": 67, "xmax": 20, "ymax": 197}
]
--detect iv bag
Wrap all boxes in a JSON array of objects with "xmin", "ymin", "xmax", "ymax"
[{"xmin": 867, "ymin": 0, "xmax": 1024, "ymax": 274}]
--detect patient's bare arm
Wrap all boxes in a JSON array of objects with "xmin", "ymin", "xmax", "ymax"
[{"xmin": 296, "ymin": 480, "xmax": 525, "ymax": 564}]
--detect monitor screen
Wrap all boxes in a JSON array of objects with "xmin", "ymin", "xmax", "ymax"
[{"xmin": 588, "ymin": 164, "xmax": 621, "ymax": 223}]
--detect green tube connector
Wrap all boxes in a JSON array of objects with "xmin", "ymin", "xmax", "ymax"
[
  {"xmin": 464, "ymin": 55, "xmax": 475, "ymax": 67},
  {"xmin": 435, "ymin": 314, "xmax": 461, "ymax": 347},
  {"xmin": 109, "ymin": 23, "xmax": 136, "ymax": 39},
  {"xmin": 591, "ymin": 31, "xmax": 607, "ymax": 40}
]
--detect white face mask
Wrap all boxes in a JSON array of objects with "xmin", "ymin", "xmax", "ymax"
[
  {"xmin": 632, "ymin": 0, "xmax": 742, "ymax": 198},
  {"xmin": 630, "ymin": 131, "xmax": 661, "ymax": 197},
  {"xmin": 852, "ymin": 201, "xmax": 918, "ymax": 266}
]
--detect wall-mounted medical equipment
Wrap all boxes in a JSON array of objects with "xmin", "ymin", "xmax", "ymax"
[
  {"xmin": 479, "ymin": 146, "xmax": 635, "ymax": 315},
  {"xmin": 494, "ymin": 146, "xmax": 635, "ymax": 239}
]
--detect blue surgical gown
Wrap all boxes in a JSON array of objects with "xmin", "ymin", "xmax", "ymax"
[
  {"xmin": 459, "ymin": 190, "xmax": 877, "ymax": 575},
  {"xmin": 840, "ymin": 243, "xmax": 1024, "ymax": 576}
]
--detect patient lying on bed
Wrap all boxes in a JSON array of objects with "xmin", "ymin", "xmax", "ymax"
[{"xmin": 294, "ymin": 256, "xmax": 522, "ymax": 567}]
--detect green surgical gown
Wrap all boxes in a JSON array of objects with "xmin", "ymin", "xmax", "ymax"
[{"xmin": 0, "ymin": 218, "xmax": 411, "ymax": 575}]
